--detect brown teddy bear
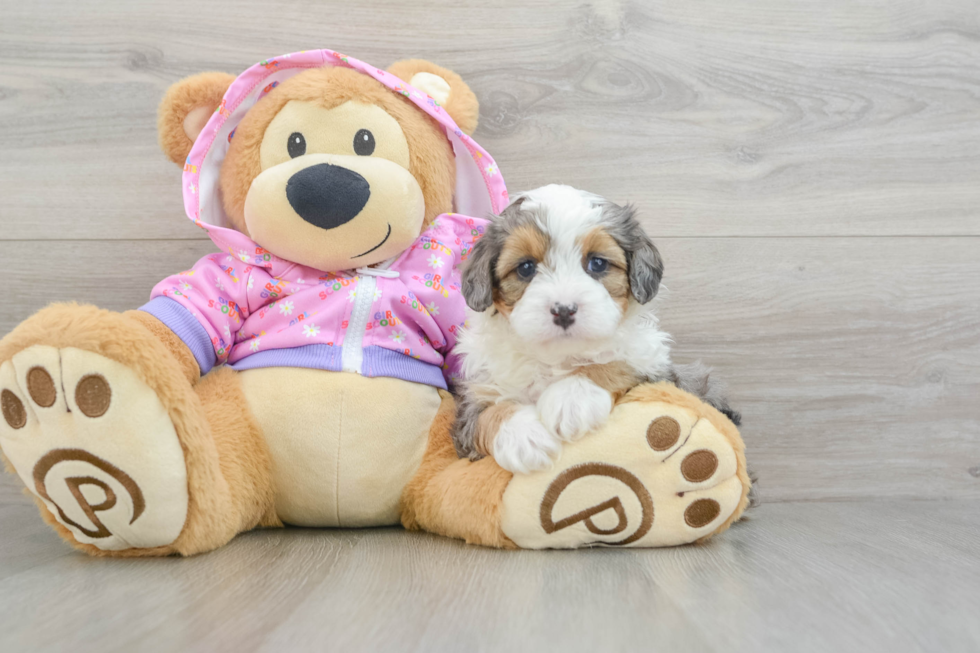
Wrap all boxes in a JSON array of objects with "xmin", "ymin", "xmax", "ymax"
[{"xmin": 0, "ymin": 50, "xmax": 750, "ymax": 556}]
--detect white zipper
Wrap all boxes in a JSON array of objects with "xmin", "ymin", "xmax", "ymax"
[{"xmin": 340, "ymin": 262, "xmax": 400, "ymax": 374}]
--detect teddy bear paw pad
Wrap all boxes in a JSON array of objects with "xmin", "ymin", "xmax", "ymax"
[
  {"xmin": 499, "ymin": 394, "xmax": 746, "ymax": 548},
  {"xmin": 0, "ymin": 346, "xmax": 188, "ymax": 551}
]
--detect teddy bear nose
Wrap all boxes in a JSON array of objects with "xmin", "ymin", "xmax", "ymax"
[{"xmin": 286, "ymin": 163, "xmax": 371, "ymax": 230}]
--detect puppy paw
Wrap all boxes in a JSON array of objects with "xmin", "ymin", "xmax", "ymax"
[
  {"xmin": 493, "ymin": 405, "xmax": 562, "ymax": 474},
  {"xmin": 537, "ymin": 376, "xmax": 613, "ymax": 442}
]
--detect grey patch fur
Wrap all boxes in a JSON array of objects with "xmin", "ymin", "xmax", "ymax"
[
  {"xmin": 662, "ymin": 361, "xmax": 742, "ymax": 427},
  {"xmin": 460, "ymin": 226, "xmax": 504, "ymax": 312},
  {"xmin": 451, "ymin": 390, "xmax": 487, "ymax": 460},
  {"xmin": 747, "ymin": 469, "xmax": 759, "ymax": 508},
  {"xmin": 597, "ymin": 202, "xmax": 664, "ymax": 304},
  {"xmin": 659, "ymin": 361, "xmax": 758, "ymax": 507},
  {"xmin": 461, "ymin": 197, "xmax": 541, "ymax": 312}
]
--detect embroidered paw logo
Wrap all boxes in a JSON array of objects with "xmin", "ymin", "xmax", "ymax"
[
  {"xmin": 33, "ymin": 448, "xmax": 146, "ymax": 539},
  {"xmin": 539, "ymin": 463, "xmax": 653, "ymax": 545}
]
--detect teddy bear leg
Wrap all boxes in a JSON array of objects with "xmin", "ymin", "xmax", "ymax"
[
  {"xmin": 0, "ymin": 304, "xmax": 277, "ymax": 557},
  {"xmin": 176, "ymin": 365, "xmax": 280, "ymax": 554},
  {"xmin": 400, "ymin": 390, "xmax": 518, "ymax": 548},
  {"xmin": 402, "ymin": 383, "xmax": 751, "ymax": 549}
]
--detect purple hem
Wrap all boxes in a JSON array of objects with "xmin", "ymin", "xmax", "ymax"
[
  {"xmin": 228, "ymin": 344, "xmax": 448, "ymax": 390},
  {"xmin": 140, "ymin": 297, "xmax": 216, "ymax": 376}
]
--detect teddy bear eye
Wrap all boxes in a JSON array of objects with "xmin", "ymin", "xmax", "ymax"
[
  {"xmin": 287, "ymin": 132, "xmax": 306, "ymax": 158},
  {"xmin": 353, "ymin": 129, "xmax": 375, "ymax": 156}
]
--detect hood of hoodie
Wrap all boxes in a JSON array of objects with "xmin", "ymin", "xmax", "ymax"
[{"xmin": 182, "ymin": 49, "xmax": 508, "ymax": 272}]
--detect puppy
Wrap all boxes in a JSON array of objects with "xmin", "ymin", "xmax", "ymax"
[{"xmin": 453, "ymin": 184, "xmax": 739, "ymax": 474}]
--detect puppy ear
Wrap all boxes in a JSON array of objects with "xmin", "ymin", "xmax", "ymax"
[
  {"xmin": 158, "ymin": 72, "xmax": 236, "ymax": 164},
  {"xmin": 629, "ymin": 234, "xmax": 664, "ymax": 304},
  {"xmin": 461, "ymin": 226, "xmax": 501, "ymax": 312},
  {"xmin": 604, "ymin": 203, "xmax": 664, "ymax": 304},
  {"xmin": 462, "ymin": 199, "xmax": 529, "ymax": 311},
  {"xmin": 387, "ymin": 59, "xmax": 479, "ymax": 136}
]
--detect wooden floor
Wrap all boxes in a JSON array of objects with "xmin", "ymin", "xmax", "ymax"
[
  {"xmin": 0, "ymin": 0, "xmax": 978, "ymax": 651},
  {"xmin": 0, "ymin": 489, "xmax": 976, "ymax": 653}
]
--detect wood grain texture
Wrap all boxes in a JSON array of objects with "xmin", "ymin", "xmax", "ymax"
[
  {"xmin": 1, "ymin": 1, "xmax": 979, "ymax": 648},
  {"xmin": 0, "ymin": 493, "xmax": 977, "ymax": 653},
  {"xmin": 1, "ymin": 0, "xmax": 978, "ymax": 239},
  {"xmin": 656, "ymin": 236, "xmax": 980, "ymax": 502},
  {"xmin": 0, "ymin": 240, "xmax": 217, "ymax": 331}
]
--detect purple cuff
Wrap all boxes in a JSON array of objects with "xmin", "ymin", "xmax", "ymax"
[
  {"xmin": 229, "ymin": 344, "xmax": 448, "ymax": 390},
  {"xmin": 362, "ymin": 346, "xmax": 448, "ymax": 389},
  {"xmin": 139, "ymin": 297, "xmax": 216, "ymax": 376},
  {"xmin": 229, "ymin": 343, "xmax": 342, "ymax": 373}
]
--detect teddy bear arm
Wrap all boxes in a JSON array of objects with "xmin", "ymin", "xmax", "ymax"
[{"xmin": 124, "ymin": 310, "xmax": 202, "ymax": 384}]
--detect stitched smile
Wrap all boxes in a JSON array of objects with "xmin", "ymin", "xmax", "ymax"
[{"xmin": 352, "ymin": 223, "xmax": 392, "ymax": 259}]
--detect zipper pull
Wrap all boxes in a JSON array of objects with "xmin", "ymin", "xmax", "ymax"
[{"xmin": 356, "ymin": 267, "xmax": 400, "ymax": 279}]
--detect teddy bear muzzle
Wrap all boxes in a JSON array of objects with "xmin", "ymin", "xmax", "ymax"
[{"xmin": 243, "ymin": 152, "xmax": 425, "ymax": 271}]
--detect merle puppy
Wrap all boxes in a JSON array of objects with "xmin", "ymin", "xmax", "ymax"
[{"xmin": 452, "ymin": 184, "xmax": 740, "ymax": 474}]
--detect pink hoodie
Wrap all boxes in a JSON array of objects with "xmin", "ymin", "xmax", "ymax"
[{"xmin": 140, "ymin": 50, "xmax": 508, "ymax": 390}]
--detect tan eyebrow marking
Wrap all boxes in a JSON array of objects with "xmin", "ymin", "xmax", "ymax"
[
  {"xmin": 578, "ymin": 227, "xmax": 630, "ymax": 310},
  {"xmin": 493, "ymin": 223, "xmax": 550, "ymax": 315}
]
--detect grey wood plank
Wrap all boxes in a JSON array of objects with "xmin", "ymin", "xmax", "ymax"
[
  {"xmin": 0, "ymin": 500, "xmax": 976, "ymax": 653},
  {"xmin": 656, "ymin": 236, "xmax": 980, "ymax": 502},
  {"xmin": 0, "ymin": 501, "xmax": 73, "ymax": 583},
  {"xmin": 0, "ymin": 236, "xmax": 977, "ymax": 504},
  {"xmin": 0, "ymin": 473, "xmax": 74, "ymax": 581},
  {"xmin": 1, "ymin": 1, "xmax": 977, "ymax": 651},
  {"xmin": 0, "ymin": 239, "xmax": 218, "ymax": 332},
  {"xmin": 1, "ymin": 0, "xmax": 978, "ymax": 239}
]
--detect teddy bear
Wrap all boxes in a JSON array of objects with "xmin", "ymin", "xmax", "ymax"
[{"xmin": 0, "ymin": 50, "xmax": 750, "ymax": 556}]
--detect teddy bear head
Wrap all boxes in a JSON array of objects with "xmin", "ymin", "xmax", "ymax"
[{"xmin": 157, "ymin": 55, "xmax": 489, "ymax": 271}]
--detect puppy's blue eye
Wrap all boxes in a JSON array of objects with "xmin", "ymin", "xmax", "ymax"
[
  {"xmin": 588, "ymin": 257, "xmax": 608, "ymax": 274},
  {"xmin": 516, "ymin": 260, "xmax": 537, "ymax": 280}
]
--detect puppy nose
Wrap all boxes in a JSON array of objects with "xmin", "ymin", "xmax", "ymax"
[
  {"xmin": 286, "ymin": 163, "xmax": 371, "ymax": 230},
  {"xmin": 551, "ymin": 303, "xmax": 578, "ymax": 329}
]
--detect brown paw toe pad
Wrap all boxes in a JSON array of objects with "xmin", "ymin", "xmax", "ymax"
[
  {"xmin": 75, "ymin": 375, "xmax": 111, "ymax": 418},
  {"xmin": 1, "ymin": 389, "xmax": 26, "ymax": 429}
]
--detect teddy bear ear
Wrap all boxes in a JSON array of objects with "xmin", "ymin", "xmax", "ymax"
[
  {"xmin": 386, "ymin": 60, "xmax": 479, "ymax": 136},
  {"xmin": 157, "ymin": 72, "xmax": 236, "ymax": 164}
]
